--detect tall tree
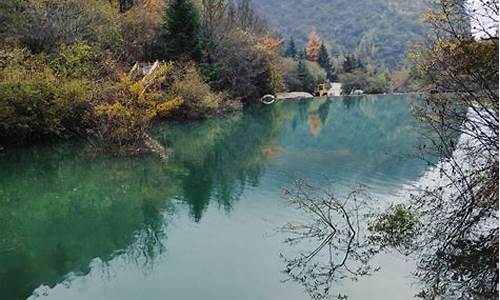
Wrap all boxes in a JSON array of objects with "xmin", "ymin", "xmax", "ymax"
[
  {"xmin": 297, "ymin": 60, "xmax": 314, "ymax": 92},
  {"xmin": 285, "ymin": 36, "xmax": 297, "ymax": 58},
  {"xmin": 342, "ymin": 54, "xmax": 364, "ymax": 73},
  {"xmin": 159, "ymin": 0, "xmax": 203, "ymax": 61},
  {"xmin": 298, "ymin": 48, "xmax": 306, "ymax": 60},
  {"xmin": 370, "ymin": 0, "xmax": 499, "ymax": 299},
  {"xmin": 305, "ymin": 30, "xmax": 321, "ymax": 61},
  {"xmin": 317, "ymin": 42, "xmax": 332, "ymax": 79}
]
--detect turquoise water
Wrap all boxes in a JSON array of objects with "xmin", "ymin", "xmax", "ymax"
[{"xmin": 0, "ymin": 95, "xmax": 429, "ymax": 300}]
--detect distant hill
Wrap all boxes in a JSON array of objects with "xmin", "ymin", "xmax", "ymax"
[{"xmin": 252, "ymin": 0, "xmax": 429, "ymax": 68}]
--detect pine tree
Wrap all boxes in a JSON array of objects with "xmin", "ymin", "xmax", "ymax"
[
  {"xmin": 343, "ymin": 54, "xmax": 364, "ymax": 73},
  {"xmin": 285, "ymin": 37, "xmax": 297, "ymax": 58},
  {"xmin": 298, "ymin": 48, "xmax": 306, "ymax": 60},
  {"xmin": 343, "ymin": 54, "xmax": 354, "ymax": 73},
  {"xmin": 159, "ymin": 0, "xmax": 203, "ymax": 61},
  {"xmin": 317, "ymin": 43, "xmax": 332, "ymax": 79},
  {"xmin": 297, "ymin": 60, "xmax": 314, "ymax": 92}
]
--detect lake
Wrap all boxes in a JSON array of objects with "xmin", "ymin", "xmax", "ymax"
[{"xmin": 0, "ymin": 95, "xmax": 431, "ymax": 300}]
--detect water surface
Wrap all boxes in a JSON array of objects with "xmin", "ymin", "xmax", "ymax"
[{"xmin": 0, "ymin": 95, "xmax": 429, "ymax": 300}]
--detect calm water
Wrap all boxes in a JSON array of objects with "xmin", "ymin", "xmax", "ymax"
[{"xmin": 0, "ymin": 95, "xmax": 430, "ymax": 300}]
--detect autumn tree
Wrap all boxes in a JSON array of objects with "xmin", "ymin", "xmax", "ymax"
[
  {"xmin": 305, "ymin": 30, "xmax": 321, "ymax": 61},
  {"xmin": 197, "ymin": 0, "xmax": 284, "ymax": 102}
]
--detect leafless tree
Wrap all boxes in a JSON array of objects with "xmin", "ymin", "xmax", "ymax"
[
  {"xmin": 371, "ymin": 1, "xmax": 499, "ymax": 299},
  {"xmin": 279, "ymin": 180, "xmax": 378, "ymax": 300}
]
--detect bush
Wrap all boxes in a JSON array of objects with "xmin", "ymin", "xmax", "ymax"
[
  {"xmin": 281, "ymin": 58, "xmax": 302, "ymax": 91},
  {"xmin": 0, "ymin": 48, "xmax": 92, "ymax": 144},
  {"xmin": 339, "ymin": 70, "xmax": 390, "ymax": 95},
  {"xmin": 305, "ymin": 61, "xmax": 327, "ymax": 84},
  {"xmin": 365, "ymin": 73, "xmax": 391, "ymax": 94},
  {"xmin": 206, "ymin": 29, "xmax": 285, "ymax": 102},
  {"xmin": 15, "ymin": 0, "xmax": 111, "ymax": 53},
  {"xmin": 281, "ymin": 58, "xmax": 326, "ymax": 93},
  {"xmin": 92, "ymin": 63, "xmax": 182, "ymax": 151},
  {"xmin": 108, "ymin": 4, "xmax": 163, "ymax": 63},
  {"xmin": 49, "ymin": 42, "xmax": 118, "ymax": 80},
  {"xmin": 169, "ymin": 63, "xmax": 240, "ymax": 119}
]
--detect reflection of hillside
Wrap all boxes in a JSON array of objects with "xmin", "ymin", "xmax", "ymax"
[
  {"xmin": 278, "ymin": 95, "xmax": 433, "ymax": 188},
  {"xmin": 154, "ymin": 105, "xmax": 295, "ymax": 222},
  {"xmin": 0, "ymin": 145, "xmax": 177, "ymax": 300},
  {"xmin": 153, "ymin": 95, "xmax": 430, "ymax": 221}
]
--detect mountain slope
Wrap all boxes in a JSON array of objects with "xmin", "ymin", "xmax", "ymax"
[{"xmin": 252, "ymin": 0, "xmax": 428, "ymax": 68}]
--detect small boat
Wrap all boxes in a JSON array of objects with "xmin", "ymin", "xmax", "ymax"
[{"xmin": 260, "ymin": 94, "xmax": 276, "ymax": 104}]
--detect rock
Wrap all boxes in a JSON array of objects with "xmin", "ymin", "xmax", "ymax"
[{"xmin": 276, "ymin": 92, "xmax": 314, "ymax": 99}]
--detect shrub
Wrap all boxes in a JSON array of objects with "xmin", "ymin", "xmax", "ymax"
[
  {"xmin": 305, "ymin": 61, "xmax": 327, "ymax": 84},
  {"xmin": 206, "ymin": 29, "xmax": 285, "ymax": 102},
  {"xmin": 365, "ymin": 73, "xmax": 391, "ymax": 94},
  {"xmin": 281, "ymin": 58, "xmax": 302, "ymax": 91},
  {"xmin": 49, "ymin": 42, "xmax": 118, "ymax": 80},
  {"xmin": 108, "ymin": 4, "xmax": 163, "ymax": 63},
  {"xmin": 169, "ymin": 63, "xmax": 239, "ymax": 119},
  {"xmin": 92, "ymin": 63, "xmax": 182, "ymax": 151},
  {"xmin": 339, "ymin": 70, "xmax": 390, "ymax": 95},
  {"xmin": 15, "ymin": 0, "xmax": 110, "ymax": 53},
  {"xmin": 0, "ymin": 48, "xmax": 92, "ymax": 144}
]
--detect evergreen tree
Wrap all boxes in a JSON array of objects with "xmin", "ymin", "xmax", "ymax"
[
  {"xmin": 330, "ymin": 65, "xmax": 338, "ymax": 82},
  {"xmin": 159, "ymin": 0, "xmax": 203, "ymax": 61},
  {"xmin": 317, "ymin": 43, "xmax": 332, "ymax": 80},
  {"xmin": 297, "ymin": 60, "xmax": 315, "ymax": 92},
  {"xmin": 285, "ymin": 37, "xmax": 297, "ymax": 58},
  {"xmin": 342, "ymin": 54, "xmax": 364, "ymax": 73},
  {"xmin": 298, "ymin": 48, "xmax": 306, "ymax": 60}
]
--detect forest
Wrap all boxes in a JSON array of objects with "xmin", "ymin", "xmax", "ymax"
[
  {"xmin": 0, "ymin": 0, "xmax": 289, "ymax": 151},
  {"xmin": 252, "ymin": 0, "xmax": 428, "ymax": 68}
]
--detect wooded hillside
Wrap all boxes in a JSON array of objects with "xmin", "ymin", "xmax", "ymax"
[{"xmin": 252, "ymin": 0, "xmax": 428, "ymax": 68}]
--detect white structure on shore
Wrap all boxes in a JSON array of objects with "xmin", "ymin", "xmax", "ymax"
[{"xmin": 328, "ymin": 82, "xmax": 342, "ymax": 96}]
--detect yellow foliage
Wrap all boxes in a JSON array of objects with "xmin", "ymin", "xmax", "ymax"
[
  {"xmin": 0, "ymin": 47, "xmax": 93, "ymax": 143},
  {"xmin": 154, "ymin": 96, "xmax": 183, "ymax": 118},
  {"xmin": 306, "ymin": 30, "xmax": 322, "ymax": 61},
  {"xmin": 169, "ymin": 63, "xmax": 224, "ymax": 118},
  {"xmin": 93, "ymin": 62, "xmax": 182, "ymax": 148}
]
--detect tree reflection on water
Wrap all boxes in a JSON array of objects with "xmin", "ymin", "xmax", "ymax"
[{"xmin": 279, "ymin": 179, "xmax": 378, "ymax": 300}]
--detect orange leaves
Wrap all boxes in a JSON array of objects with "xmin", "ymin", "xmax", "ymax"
[
  {"xmin": 257, "ymin": 35, "xmax": 284, "ymax": 52},
  {"xmin": 306, "ymin": 30, "xmax": 322, "ymax": 62}
]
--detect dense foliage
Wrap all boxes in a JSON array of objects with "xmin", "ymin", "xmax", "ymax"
[
  {"xmin": 252, "ymin": 0, "xmax": 427, "ymax": 69},
  {"xmin": 0, "ymin": 0, "xmax": 292, "ymax": 151},
  {"xmin": 159, "ymin": 0, "xmax": 203, "ymax": 61}
]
